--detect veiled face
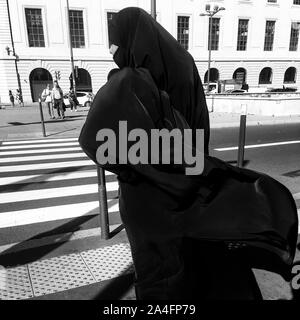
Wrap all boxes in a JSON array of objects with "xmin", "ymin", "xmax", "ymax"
[{"xmin": 109, "ymin": 44, "xmax": 119, "ymax": 56}]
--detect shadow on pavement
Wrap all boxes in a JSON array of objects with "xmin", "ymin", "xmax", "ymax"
[
  {"xmin": 0, "ymin": 166, "xmax": 89, "ymax": 193},
  {"xmin": 0, "ymin": 214, "xmax": 97, "ymax": 267},
  {"xmin": 46, "ymin": 128, "xmax": 78, "ymax": 137},
  {"xmin": 0, "ymin": 119, "xmax": 81, "ymax": 129},
  {"xmin": 93, "ymin": 267, "xmax": 135, "ymax": 300}
]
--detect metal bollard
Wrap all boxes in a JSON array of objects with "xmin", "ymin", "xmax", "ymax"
[
  {"xmin": 97, "ymin": 166, "xmax": 110, "ymax": 239},
  {"xmin": 38, "ymin": 98, "xmax": 46, "ymax": 137},
  {"xmin": 237, "ymin": 105, "xmax": 247, "ymax": 168}
]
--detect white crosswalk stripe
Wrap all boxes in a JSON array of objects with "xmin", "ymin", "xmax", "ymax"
[
  {"xmin": 0, "ymin": 201, "xmax": 119, "ymax": 228},
  {"xmin": 0, "ymin": 142, "xmax": 79, "ymax": 150},
  {"xmin": 0, "ymin": 147, "xmax": 82, "ymax": 156},
  {"xmin": 0, "ymin": 182, "xmax": 119, "ymax": 204},
  {"xmin": 0, "ymin": 152, "xmax": 87, "ymax": 163},
  {"xmin": 0, "ymin": 170, "xmax": 113, "ymax": 186},
  {"xmin": 0, "ymin": 159, "xmax": 94, "ymax": 172},
  {"xmin": 0, "ymin": 138, "xmax": 120, "ymax": 230},
  {"xmin": 1, "ymin": 137, "xmax": 78, "ymax": 145},
  {"xmin": 0, "ymin": 138, "xmax": 299, "ymax": 238}
]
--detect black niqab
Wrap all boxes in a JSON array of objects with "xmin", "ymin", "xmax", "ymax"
[{"xmin": 110, "ymin": 7, "xmax": 210, "ymax": 153}]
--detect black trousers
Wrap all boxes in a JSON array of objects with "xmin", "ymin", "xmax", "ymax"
[{"xmin": 54, "ymin": 99, "xmax": 64, "ymax": 117}]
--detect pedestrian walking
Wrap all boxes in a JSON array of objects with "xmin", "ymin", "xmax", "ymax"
[
  {"xmin": 241, "ymin": 81, "xmax": 249, "ymax": 92},
  {"xmin": 68, "ymin": 87, "xmax": 79, "ymax": 112},
  {"xmin": 79, "ymin": 7, "xmax": 298, "ymax": 300},
  {"xmin": 51, "ymin": 80, "xmax": 65, "ymax": 119},
  {"xmin": 42, "ymin": 84, "xmax": 55, "ymax": 119},
  {"xmin": 8, "ymin": 90, "xmax": 14, "ymax": 107},
  {"xmin": 15, "ymin": 89, "xmax": 23, "ymax": 106}
]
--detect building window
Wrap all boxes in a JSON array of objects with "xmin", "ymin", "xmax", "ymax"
[
  {"xmin": 177, "ymin": 16, "xmax": 190, "ymax": 50},
  {"xmin": 69, "ymin": 10, "xmax": 85, "ymax": 48},
  {"xmin": 25, "ymin": 8, "xmax": 45, "ymax": 47},
  {"xmin": 259, "ymin": 67, "xmax": 273, "ymax": 84},
  {"xmin": 208, "ymin": 17, "xmax": 220, "ymax": 51},
  {"xmin": 284, "ymin": 67, "xmax": 297, "ymax": 83},
  {"xmin": 107, "ymin": 12, "xmax": 117, "ymax": 47},
  {"xmin": 237, "ymin": 19, "xmax": 249, "ymax": 51},
  {"xmin": 264, "ymin": 21, "xmax": 276, "ymax": 51},
  {"xmin": 233, "ymin": 68, "xmax": 247, "ymax": 83},
  {"xmin": 289, "ymin": 22, "xmax": 300, "ymax": 51},
  {"xmin": 294, "ymin": 0, "xmax": 300, "ymax": 4},
  {"xmin": 204, "ymin": 68, "xmax": 219, "ymax": 83}
]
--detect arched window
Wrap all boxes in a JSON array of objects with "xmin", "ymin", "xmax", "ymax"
[
  {"xmin": 233, "ymin": 68, "xmax": 247, "ymax": 83},
  {"xmin": 29, "ymin": 68, "xmax": 53, "ymax": 102},
  {"xmin": 259, "ymin": 67, "xmax": 273, "ymax": 84},
  {"xmin": 71, "ymin": 68, "xmax": 92, "ymax": 92},
  {"xmin": 204, "ymin": 68, "xmax": 219, "ymax": 83},
  {"xmin": 284, "ymin": 67, "xmax": 297, "ymax": 83}
]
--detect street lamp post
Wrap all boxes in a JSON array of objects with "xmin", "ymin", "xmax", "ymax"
[
  {"xmin": 200, "ymin": 4, "xmax": 225, "ymax": 94},
  {"xmin": 6, "ymin": 0, "xmax": 23, "ymax": 106},
  {"xmin": 151, "ymin": 0, "xmax": 156, "ymax": 20},
  {"xmin": 66, "ymin": 0, "xmax": 77, "ymax": 98}
]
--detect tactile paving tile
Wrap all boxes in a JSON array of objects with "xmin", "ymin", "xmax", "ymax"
[
  {"xmin": 28, "ymin": 253, "xmax": 96, "ymax": 297},
  {"xmin": 81, "ymin": 243, "xmax": 134, "ymax": 282},
  {"xmin": 0, "ymin": 266, "xmax": 33, "ymax": 300}
]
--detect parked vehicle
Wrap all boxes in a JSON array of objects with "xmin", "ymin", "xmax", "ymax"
[
  {"xmin": 203, "ymin": 82, "xmax": 218, "ymax": 93},
  {"xmin": 266, "ymin": 87, "xmax": 298, "ymax": 93},
  {"xmin": 224, "ymin": 89, "xmax": 246, "ymax": 94},
  {"xmin": 224, "ymin": 89, "xmax": 245, "ymax": 94},
  {"xmin": 63, "ymin": 91, "xmax": 94, "ymax": 108}
]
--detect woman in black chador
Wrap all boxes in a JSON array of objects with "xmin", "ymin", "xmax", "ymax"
[{"xmin": 79, "ymin": 7, "xmax": 298, "ymax": 300}]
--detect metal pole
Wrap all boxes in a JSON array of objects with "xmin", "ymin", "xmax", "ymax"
[
  {"xmin": 66, "ymin": 0, "xmax": 77, "ymax": 98},
  {"xmin": 38, "ymin": 98, "xmax": 46, "ymax": 137},
  {"xmin": 97, "ymin": 166, "xmax": 110, "ymax": 239},
  {"xmin": 237, "ymin": 114, "xmax": 247, "ymax": 168},
  {"xmin": 151, "ymin": 0, "xmax": 156, "ymax": 20},
  {"xmin": 6, "ymin": 0, "xmax": 23, "ymax": 107},
  {"xmin": 207, "ymin": 14, "xmax": 213, "ymax": 93}
]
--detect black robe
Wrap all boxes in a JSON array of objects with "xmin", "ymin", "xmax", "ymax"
[{"xmin": 79, "ymin": 67, "xmax": 298, "ymax": 300}]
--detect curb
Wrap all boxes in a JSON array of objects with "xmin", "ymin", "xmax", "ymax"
[{"xmin": 210, "ymin": 119, "xmax": 300, "ymax": 128}]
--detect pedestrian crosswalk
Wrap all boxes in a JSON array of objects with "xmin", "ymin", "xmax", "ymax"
[
  {"xmin": 0, "ymin": 137, "xmax": 121, "ymax": 246},
  {"xmin": 0, "ymin": 137, "xmax": 299, "ymax": 248}
]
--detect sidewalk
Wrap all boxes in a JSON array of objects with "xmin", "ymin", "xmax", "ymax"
[
  {"xmin": 0, "ymin": 226, "xmax": 136, "ymax": 300},
  {"xmin": 0, "ymin": 222, "xmax": 297, "ymax": 300},
  {"xmin": 0, "ymin": 105, "xmax": 299, "ymax": 300},
  {"xmin": 210, "ymin": 112, "xmax": 300, "ymax": 128},
  {"xmin": 0, "ymin": 104, "xmax": 300, "ymax": 141}
]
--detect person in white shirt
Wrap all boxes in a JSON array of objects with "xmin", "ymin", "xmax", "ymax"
[
  {"xmin": 51, "ymin": 80, "xmax": 65, "ymax": 119},
  {"xmin": 41, "ymin": 84, "xmax": 55, "ymax": 119}
]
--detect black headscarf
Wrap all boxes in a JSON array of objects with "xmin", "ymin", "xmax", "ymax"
[{"xmin": 110, "ymin": 7, "xmax": 210, "ymax": 154}]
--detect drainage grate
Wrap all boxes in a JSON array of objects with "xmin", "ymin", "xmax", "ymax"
[
  {"xmin": 81, "ymin": 243, "xmax": 134, "ymax": 282},
  {"xmin": 28, "ymin": 253, "xmax": 95, "ymax": 297},
  {"xmin": 0, "ymin": 266, "xmax": 33, "ymax": 300}
]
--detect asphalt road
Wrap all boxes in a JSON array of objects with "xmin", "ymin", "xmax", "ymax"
[
  {"xmin": 210, "ymin": 123, "xmax": 300, "ymax": 300},
  {"xmin": 210, "ymin": 123, "xmax": 300, "ymax": 194}
]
